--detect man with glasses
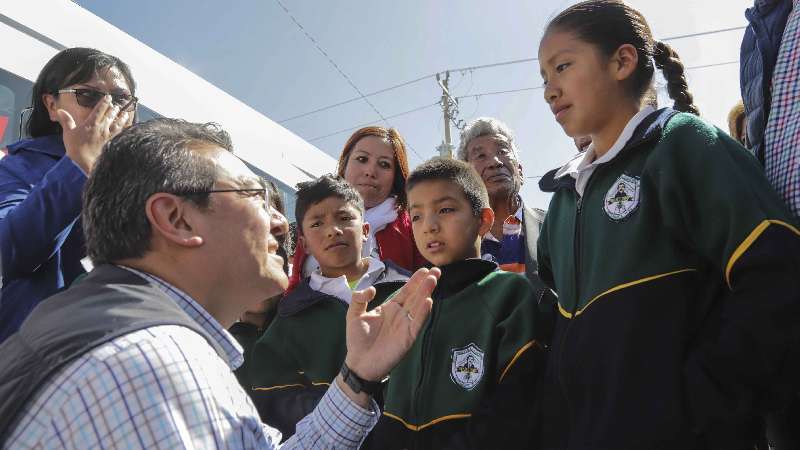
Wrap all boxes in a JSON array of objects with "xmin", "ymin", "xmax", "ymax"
[{"xmin": 0, "ymin": 118, "xmax": 439, "ymax": 449}]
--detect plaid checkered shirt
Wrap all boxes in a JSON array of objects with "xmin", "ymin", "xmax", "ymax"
[
  {"xmin": 5, "ymin": 267, "xmax": 379, "ymax": 449},
  {"xmin": 764, "ymin": 0, "xmax": 800, "ymax": 218}
]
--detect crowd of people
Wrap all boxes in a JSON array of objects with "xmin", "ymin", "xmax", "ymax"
[{"xmin": 0, "ymin": 0, "xmax": 798, "ymax": 449}]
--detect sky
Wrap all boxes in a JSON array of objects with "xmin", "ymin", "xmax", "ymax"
[{"xmin": 75, "ymin": 0, "xmax": 752, "ymax": 210}]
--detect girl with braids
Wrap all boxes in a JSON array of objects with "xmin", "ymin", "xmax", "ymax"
[{"xmin": 536, "ymin": 1, "xmax": 800, "ymax": 449}]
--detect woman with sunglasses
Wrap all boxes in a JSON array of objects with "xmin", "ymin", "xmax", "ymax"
[{"xmin": 0, "ymin": 47, "xmax": 137, "ymax": 343}]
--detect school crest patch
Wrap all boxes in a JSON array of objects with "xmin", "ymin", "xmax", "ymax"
[
  {"xmin": 604, "ymin": 174, "xmax": 640, "ymax": 220},
  {"xmin": 450, "ymin": 343, "xmax": 484, "ymax": 390}
]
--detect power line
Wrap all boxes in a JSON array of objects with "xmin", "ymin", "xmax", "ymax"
[
  {"xmin": 308, "ymin": 101, "xmax": 441, "ymax": 142},
  {"xmin": 661, "ymin": 26, "xmax": 746, "ymax": 42},
  {"xmin": 278, "ymin": 73, "xmax": 435, "ymax": 123},
  {"xmin": 456, "ymin": 59, "xmax": 739, "ymax": 101},
  {"xmin": 683, "ymin": 59, "xmax": 739, "ymax": 70},
  {"xmin": 457, "ymin": 86, "xmax": 543, "ymax": 101},
  {"xmin": 279, "ymin": 25, "xmax": 747, "ymax": 123},
  {"xmin": 307, "ymin": 57, "xmax": 738, "ymax": 148},
  {"xmin": 273, "ymin": 1, "xmax": 396, "ymax": 135}
]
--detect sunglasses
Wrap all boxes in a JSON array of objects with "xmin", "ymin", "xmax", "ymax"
[{"xmin": 57, "ymin": 88, "xmax": 138, "ymax": 112}]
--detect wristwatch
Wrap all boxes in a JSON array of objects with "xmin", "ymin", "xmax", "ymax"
[{"xmin": 340, "ymin": 362, "xmax": 383, "ymax": 396}]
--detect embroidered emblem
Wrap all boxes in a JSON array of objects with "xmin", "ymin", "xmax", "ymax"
[
  {"xmin": 604, "ymin": 174, "xmax": 640, "ymax": 220},
  {"xmin": 450, "ymin": 343, "xmax": 485, "ymax": 390}
]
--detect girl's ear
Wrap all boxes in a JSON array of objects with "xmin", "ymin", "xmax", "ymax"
[{"xmin": 610, "ymin": 43, "xmax": 639, "ymax": 82}]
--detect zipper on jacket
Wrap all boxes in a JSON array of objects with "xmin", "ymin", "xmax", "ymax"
[
  {"xmin": 411, "ymin": 297, "xmax": 440, "ymax": 450},
  {"xmin": 555, "ymin": 170, "xmax": 598, "ymax": 446}
]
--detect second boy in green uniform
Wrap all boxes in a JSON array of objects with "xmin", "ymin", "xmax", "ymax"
[{"xmin": 368, "ymin": 158, "xmax": 545, "ymax": 449}]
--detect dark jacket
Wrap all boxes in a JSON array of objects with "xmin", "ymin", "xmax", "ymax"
[
  {"xmin": 537, "ymin": 108, "xmax": 800, "ymax": 450},
  {"xmin": 740, "ymin": 0, "xmax": 793, "ymax": 161},
  {"xmin": 368, "ymin": 259, "xmax": 544, "ymax": 450},
  {"xmin": 0, "ymin": 264, "xmax": 224, "ymax": 445},
  {"xmin": 0, "ymin": 135, "xmax": 88, "ymax": 344},
  {"xmin": 248, "ymin": 261, "xmax": 409, "ymax": 439}
]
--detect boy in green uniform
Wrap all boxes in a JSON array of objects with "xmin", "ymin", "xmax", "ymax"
[
  {"xmin": 247, "ymin": 175, "xmax": 409, "ymax": 439},
  {"xmin": 368, "ymin": 158, "xmax": 544, "ymax": 449}
]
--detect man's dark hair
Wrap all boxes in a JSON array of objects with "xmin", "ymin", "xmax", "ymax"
[
  {"xmin": 28, "ymin": 47, "xmax": 137, "ymax": 137},
  {"xmin": 406, "ymin": 157, "xmax": 489, "ymax": 216},
  {"xmin": 83, "ymin": 118, "xmax": 233, "ymax": 265},
  {"xmin": 294, "ymin": 174, "xmax": 364, "ymax": 234}
]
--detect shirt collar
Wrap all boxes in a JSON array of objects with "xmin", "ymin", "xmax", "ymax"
[
  {"xmin": 117, "ymin": 265, "xmax": 244, "ymax": 370},
  {"xmin": 484, "ymin": 197, "xmax": 524, "ymax": 242},
  {"xmin": 554, "ymin": 105, "xmax": 656, "ymax": 180},
  {"xmin": 6, "ymin": 135, "xmax": 66, "ymax": 157},
  {"xmin": 308, "ymin": 257, "xmax": 385, "ymax": 304}
]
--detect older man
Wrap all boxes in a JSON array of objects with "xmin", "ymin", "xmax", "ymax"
[
  {"xmin": 458, "ymin": 117, "xmax": 546, "ymax": 281},
  {"xmin": 0, "ymin": 119, "xmax": 439, "ymax": 449}
]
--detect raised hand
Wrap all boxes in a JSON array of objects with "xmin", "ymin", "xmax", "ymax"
[
  {"xmin": 343, "ymin": 267, "xmax": 441, "ymax": 382},
  {"xmin": 58, "ymin": 95, "xmax": 132, "ymax": 174}
]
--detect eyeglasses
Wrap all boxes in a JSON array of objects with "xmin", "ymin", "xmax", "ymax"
[
  {"xmin": 178, "ymin": 188, "xmax": 270, "ymax": 209},
  {"xmin": 57, "ymin": 88, "xmax": 138, "ymax": 112}
]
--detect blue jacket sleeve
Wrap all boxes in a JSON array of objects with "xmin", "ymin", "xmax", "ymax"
[{"xmin": 0, "ymin": 156, "xmax": 87, "ymax": 279}]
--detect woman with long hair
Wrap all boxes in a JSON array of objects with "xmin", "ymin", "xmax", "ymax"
[
  {"xmin": 287, "ymin": 126, "xmax": 426, "ymax": 290},
  {"xmin": 0, "ymin": 48, "xmax": 137, "ymax": 343}
]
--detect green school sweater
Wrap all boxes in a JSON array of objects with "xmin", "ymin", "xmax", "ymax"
[
  {"xmin": 537, "ymin": 108, "xmax": 800, "ymax": 449},
  {"xmin": 368, "ymin": 259, "xmax": 544, "ymax": 450},
  {"xmin": 247, "ymin": 264, "xmax": 407, "ymax": 438}
]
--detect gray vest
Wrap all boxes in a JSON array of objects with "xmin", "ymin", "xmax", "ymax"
[{"xmin": 0, "ymin": 264, "xmax": 225, "ymax": 444}]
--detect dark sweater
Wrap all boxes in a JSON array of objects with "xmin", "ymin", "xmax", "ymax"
[
  {"xmin": 247, "ymin": 261, "xmax": 409, "ymax": 438},
  {"xmin": 537, "ymin": 108, "xmax": 800, "ymax": 449},
  {"xmin": 367, "ymin": 258, "xmax": 544, "ymax": 450}
]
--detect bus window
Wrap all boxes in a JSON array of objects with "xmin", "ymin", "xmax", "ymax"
[{"xmin": 0, "ymin": 68, "xmax": 32, "ymax": 148}]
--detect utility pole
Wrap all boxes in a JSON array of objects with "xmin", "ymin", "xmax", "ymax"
[{"xmin": 436, "ymin": 71, "xmax": 454, "ymax": 158}]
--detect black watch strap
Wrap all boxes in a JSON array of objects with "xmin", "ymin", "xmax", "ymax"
[{"xmin": 340, "ymin": 362, "xmax": 383, "ymax": 396}]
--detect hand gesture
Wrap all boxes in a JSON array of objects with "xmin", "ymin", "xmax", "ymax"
[
  {"xmin": 57, "ymin": 95, "xmax": 132, "ymax": 174},
  {"xmin": 344, "ymin": 267, "xmax": 441, "ymax": 382}
]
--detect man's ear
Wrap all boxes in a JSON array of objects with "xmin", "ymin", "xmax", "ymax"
[
  {"xmin": 362, "ymin": 221, "xmax": 370, "ymax": 241},
  {"xmin": 478, "ymin": 207, "xmax": 495, "ymax": 237},
  {"xmin": 145, "ymin": 193, "xmax": 204, "ymax": 248},
  {"xmin": 610, "ymin": 43, "xmax": 639, "ymax": 82},
  {"xmin": 42, "ymin": 94, "xmax": 59, "ymax": 122}
]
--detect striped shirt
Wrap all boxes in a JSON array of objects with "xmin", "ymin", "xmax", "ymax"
[
  {"xmin": 764, "ymin": 0, "xmax": 800, "ymax": 218},
  {"xmin": 481, "ymin": 199, "xmax": 526, "ymax": 273},
  {"xmin": 5, "ymin": 267, "xmax": 378, "ymax": 449}
]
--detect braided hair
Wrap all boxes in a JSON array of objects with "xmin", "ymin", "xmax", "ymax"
[{"xmin": 546, "ymin": 0, "xmax": 699, "ymax": 115}]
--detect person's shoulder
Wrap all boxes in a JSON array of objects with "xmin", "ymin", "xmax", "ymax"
[
  {"xmin": 277, "ymin": 280, "xmax": 341, "ymax": 317},
  {"xmin": 651, "ymin": 111, "xmax": 752, "ymax": 164},
  {"xmin": 88, "ymin": 325, "xmax": 221, "ymax": 365},
  {"xmin": 477, "ymin": 269, "xmax": 534, "ymax": 294},
  {"xmin": 661, "ymin": 111, "xmax": 718, "ymax": 142}
]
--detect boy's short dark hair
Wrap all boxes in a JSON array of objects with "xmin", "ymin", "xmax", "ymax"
[
  {"xmin": 406, "ymin": 157, "xmax": 489, "ymax": 216},
  {"xmin": 294, "ymin": 174, "xmax": 365, "ymax": 234}
]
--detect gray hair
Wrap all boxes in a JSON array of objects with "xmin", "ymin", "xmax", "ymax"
[
  {"xmin": 456, "ymin": 117, "xmax": 519, "ymax": 161},
  {"xmin": 83, "ymin": 118, "xmax": 233, "ymax": 265}
]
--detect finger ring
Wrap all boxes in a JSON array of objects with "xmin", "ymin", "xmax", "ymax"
[{"xmin": 405, "ymin": 310, "xmax": 414, "ymax": 321}]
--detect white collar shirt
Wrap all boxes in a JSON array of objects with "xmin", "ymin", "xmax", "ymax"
[
  {"xmin": 309, "ymin": 257, "xmax": 386, "ymax": 304},
  {"xmin": 554, "ymin": 106, "xmax": 656, "ymax": 197}
]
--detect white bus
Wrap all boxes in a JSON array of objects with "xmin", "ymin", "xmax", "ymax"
[{"xmin": 0, "ymin": 0, "xmax": 337, "ymax": 222}]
